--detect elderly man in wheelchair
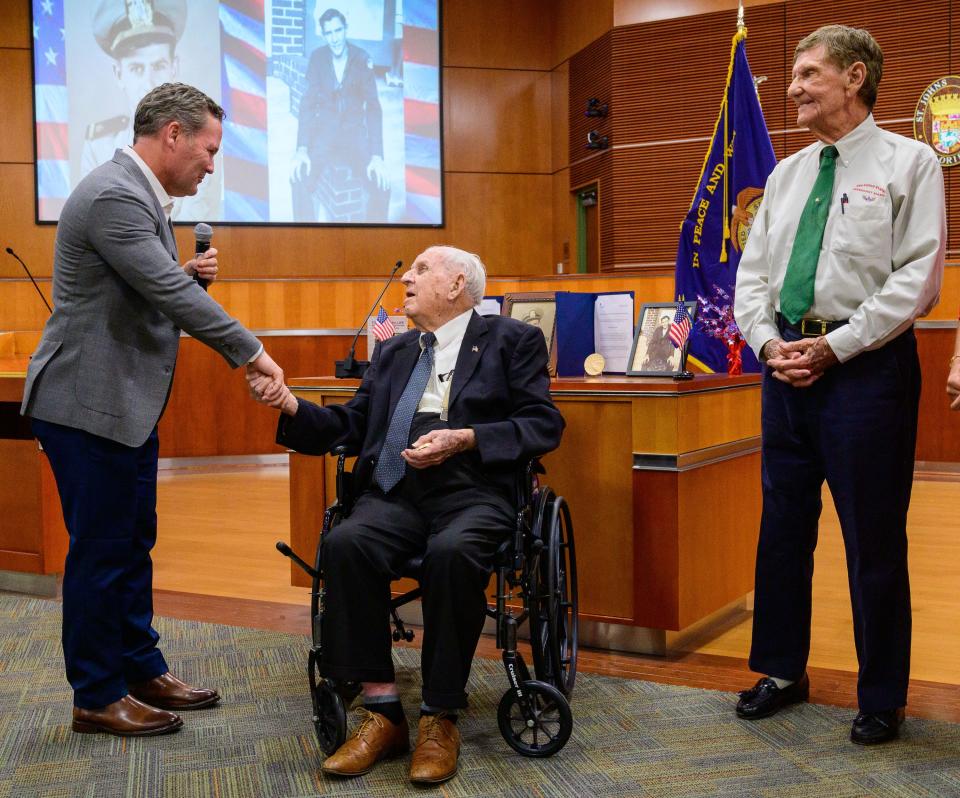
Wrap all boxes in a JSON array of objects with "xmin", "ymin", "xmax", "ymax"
[{"xmin": 251, "ymin": 246, "xmax": 566, "ymax": 785}]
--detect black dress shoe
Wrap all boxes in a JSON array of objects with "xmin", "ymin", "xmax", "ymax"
[
  {"xmin": 736, "ymin": 673, "xmax": 809, "ymax": 719},
  {"xmin": 850, "ymin": 708, "xmax": 904, "ymax": 745}
]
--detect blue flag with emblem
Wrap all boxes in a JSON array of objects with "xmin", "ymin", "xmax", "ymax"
[{"xmin": 673, "ymin": 22, "xmax": 776, "ymax": 374}]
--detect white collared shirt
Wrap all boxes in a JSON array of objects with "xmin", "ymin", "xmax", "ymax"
[
  {"xmin": 417, "ymin": 308, "xmax": 473, "ymax": 413},
  {"xmin": 122, "ymin": 145, "xmax": 175, "ymax": 220},
  {"xmin": 735, "ymin": 115, "xmax": 946, "ymax": 363}
]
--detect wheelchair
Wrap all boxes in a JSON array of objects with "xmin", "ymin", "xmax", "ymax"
[{"xmin": 277, "ymin": 446, "xmax": 578, "ymax": 758}]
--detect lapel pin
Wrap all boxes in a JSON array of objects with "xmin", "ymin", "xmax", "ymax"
[{"xmin": 472, "ymin": 346, "xmax": 479, "ymax": 352}]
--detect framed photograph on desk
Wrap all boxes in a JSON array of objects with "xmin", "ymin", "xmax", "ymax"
[
  {"xmin": 627, "ymin": 301, "xmax": 697, "ymax": 377},
  {"xmin": 502, "ymin": 291, "xmax": 557, "ymax": 376}
]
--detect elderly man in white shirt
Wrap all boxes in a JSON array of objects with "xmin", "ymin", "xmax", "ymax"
[{"xmin": 733, "ymin": 24, "xmax": 946, "ymax": 745}]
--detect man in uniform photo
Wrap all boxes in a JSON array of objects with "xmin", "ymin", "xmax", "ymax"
[
  {"xmin": 291, "ymin": 6, "xmax": 390, "ymax": 223},
  {"xmin": 83, "ymin": 0, "xmax": 220, "ymax": 220}
]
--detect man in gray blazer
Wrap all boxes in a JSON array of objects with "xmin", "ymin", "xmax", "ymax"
[{"xmin": 21, "ymin": 82, "xmax": 284, "ymax": 737}]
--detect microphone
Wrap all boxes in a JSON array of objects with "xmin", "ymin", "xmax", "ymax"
[
  {"xmin": 193, "ymin": 223, "xmax": 213, "ymax": 290},
  {"xmin": 336, "ymin": 260, "xmax": 404, "ymax": 379},
  {"xmin": 5, "ymin": 247, "xmax": 52, "ymax": 314}
]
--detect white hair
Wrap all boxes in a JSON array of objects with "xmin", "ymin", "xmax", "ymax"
[{"xmin": 425, "ymin": 245, "xmax": 487, "ymax": 305}]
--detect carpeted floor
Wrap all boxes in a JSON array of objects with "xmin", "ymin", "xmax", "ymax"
[{"xmin": 1, "ymin": 595, "xmax": 959, "ymax": 797}]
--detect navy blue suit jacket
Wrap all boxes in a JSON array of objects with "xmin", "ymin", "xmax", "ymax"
[{"xmin": 277, "ymin": 311, "xmax": 564, "ymax": 495}]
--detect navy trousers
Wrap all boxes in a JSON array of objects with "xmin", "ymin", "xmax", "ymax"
[
  {"xmin": 319, "ymin": 414, "xmax": 514, "ymax": 709},
  {"xmin": 32, "ymin": 419, "xmax": 168, "ymax": 709},
  {"xmin": 748, "ymin": 328, "xmax": 919, "ymax": 712}
]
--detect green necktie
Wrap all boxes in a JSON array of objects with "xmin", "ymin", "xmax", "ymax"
[{"xmin": 779, "ymin": 145, "xmax": 839, "ymax": 324}]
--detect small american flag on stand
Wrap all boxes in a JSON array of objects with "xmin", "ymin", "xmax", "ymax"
[
  {"xmin": 371, "ymin": 306, "xmax": 395, "ymax": 342},
  {"xmin": 669, "ymin": 303, "xmax": 692, "ymax": 349}
]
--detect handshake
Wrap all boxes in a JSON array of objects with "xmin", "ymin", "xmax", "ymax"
[{"xmin": 245, "ymin": 350, "xmax": 299, "ymax": 416}]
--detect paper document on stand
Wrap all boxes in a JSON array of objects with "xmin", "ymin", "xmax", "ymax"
[
  {"xmin": 593, "ymin": 293, "xmax": 634, "ymax": 373},
  {"xmin": 477, "ymin": 297, "xmax": 502, "ymax": 316}
]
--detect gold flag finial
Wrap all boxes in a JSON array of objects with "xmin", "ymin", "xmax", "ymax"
[{"xmin": 737, "ymin": 0, "xmax": 745, "ymax": 32}]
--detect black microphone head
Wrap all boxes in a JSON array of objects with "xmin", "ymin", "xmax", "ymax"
[
  {"xmin": 5, "ymin": 247, "xmax": 13, "ymax": 255},
  {"xmin": 194, "ymin": 222, "xmax": 213, "ymax": 246},
  {"xmin": 394, "ymin": 260, "xmax": 402, "ymax": 271}
]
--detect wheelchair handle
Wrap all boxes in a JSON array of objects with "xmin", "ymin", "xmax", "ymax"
[{"xmin": 276, "ymin": 540, "xmax": 319, "ymax": 579}]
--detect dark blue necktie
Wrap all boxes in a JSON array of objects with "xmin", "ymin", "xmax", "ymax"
[{"xmin": 373, "ymin": 332, "xmax": 436, "ymax": 493}]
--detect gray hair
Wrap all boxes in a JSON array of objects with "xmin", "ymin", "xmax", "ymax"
[
  {"xmin": 133, "ymin": 82, "xmax": 225, "ymax": 141},
  {"xmin": 426, "ymin": 246, "xmax": 487, "ymax": 305},
  {"xmin": 795, "ymin": 25, "xmax": 883, "ymax": 110}
]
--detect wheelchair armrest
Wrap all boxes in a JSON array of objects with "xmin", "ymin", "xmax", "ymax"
[
  {"xmin": 515, "ymin": 457, "xmax": 545, "ymax": 510},
  {"xmin": 331, "ymin": 446, "xmax": 356, "ymax": 515}
]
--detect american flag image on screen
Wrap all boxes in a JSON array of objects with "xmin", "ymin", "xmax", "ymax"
[
  {"xmin": 372, "ymin": 306, "xmax": 395, "ymax": 342},
  {"xmin": 669, "ymin": 303, "xmax": 692, "ymax": 349}
]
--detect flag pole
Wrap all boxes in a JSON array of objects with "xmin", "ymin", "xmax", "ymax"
[
  {"xmin": 673, "ymin": 304, "xmax": 695, "ymax": 382},
  {"xmin": 737, "ymin": 0, "xmax": 745, "ymax": 32}
]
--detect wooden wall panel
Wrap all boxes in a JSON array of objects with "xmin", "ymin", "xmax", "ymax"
[
  {"xmin": 0, "ymin": 48, "xmax": 33, "ymax": 164},
  {"xmin": 157, "ymin": 334, "xmax": 365, "ymax": 458},
  {"xmin": 552, "ymin": 0, "xmax": 614, "ymax": 68},
  {"xmin": 2, "ymin": 171, "xmax": 557, "ymax": 280},
  {"xmin": 609, "ymin": 133, "xmax": 787, "ymax": 268},
  {"xmin": 442, "ymin": 172, "xmax": 554, "ymax": 271},
  {"xmin": 632, "ymin": 469, "xmax": 680, "ymax": 628},
  {"xmin": 614, "ymin": 0, "xmax": 781, "ymax": 26},
  {"xmin": 552, "ymin": 168, "xmax": 576, "ymax": 271},
  {"xmin": 442, "ymin": 0, "xmax": 552, "ymax": 70},
  {"xmin": 568, "ymin": 33, "xmax": 612, "ymax": 167},
  {"xmin": 611, "ymin": 4, "xmax": 787, "ymax": 144},
  {"xmin": 0, "ymin": 281, "xmax": 55, "ymax": 331},
  {"xmin": 551, "ymin": 61, "xmax": 570, "ymax": 173},
  {"xmin": 0, "ymin": 440, "xmax": 43, "ymax": 555},
  {"xmin": 677, "ymin": 453, "xmax": 760, "ymax": 628},
  {"xmin": 916, "ymin": 327, "xmax": 960, "ymax": 464},
  {"xmin": 443, "ymin": 69, "xmax": 553, "ymax": 174},
  {"xmin": 289, "ymin": 451, "xmax": 327, "ymax": 588},
  {"xmin": 610, "ymin": 142, "xmax": 704, "ymax": 269},
  {"xmin": 544, "ymin": 398, "xmax": 636, "ymax": 621},
  {"xmin": 0, "ymin": 164, "xmax": 57, "ymax": 274},
  {"xmin": 0, "ymin": 0, "xmax": 29, "ymax": 49},
  {"xmin": 6, "ymin": 266, "xmax": 959, "ymax": 334}
]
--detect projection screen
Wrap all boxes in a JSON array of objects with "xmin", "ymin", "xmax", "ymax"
[{"xmin": 31, "ymin": 0, "xmax": 442, "ymax": 226}]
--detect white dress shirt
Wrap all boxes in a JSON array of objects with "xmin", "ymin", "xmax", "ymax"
[
  {"xmin": 417, "ymin": 308, "xmax": 473, "ymax": 414},
  {"xmin": 735, "ymin": 115, "xmax": 946, "ymax": 363}
]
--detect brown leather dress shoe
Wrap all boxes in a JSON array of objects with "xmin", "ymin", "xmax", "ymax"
[
  {"xmin": 72, "ymin": 695, "xmax": 183, "ymax": 737},
  {"xmin": 322, "ymin": 708, "xmax": 410, "ymax": 777},
  {"xmin": 129, "ymin": 672, "xmax": 220, "ymax": 710},
  {"xmin": 409, "ymin": 713, "xmax": 460, "ymax": 785}
]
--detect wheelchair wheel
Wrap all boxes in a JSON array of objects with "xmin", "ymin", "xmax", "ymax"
[
  {"xmin": 497, "ymin": 680, "xmax": 572, "ymax": 757},
  {"xmin": 309, "ymin": 653, "xmax": 347, "ymax": 755},
  {"xmin": 529, "ymin": 494, "xmax": 578, "ymax": 697},
  {"xmin": 547, "ymin": 496, "xmax": 578, "ymax": 697}
]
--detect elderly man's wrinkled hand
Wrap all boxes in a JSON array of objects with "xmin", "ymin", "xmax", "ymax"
[
  {"xmin": 767, "ymin": 336, "xmax": 838, "ymax": 388},
  {"xmin": 401, "ymin": 428, "xmax": 476, "ymax": 469}
]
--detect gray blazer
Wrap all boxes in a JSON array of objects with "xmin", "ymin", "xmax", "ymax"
[{"xmin": 21, "ymin": 151, "xmax": 261, "ymax": 447}]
